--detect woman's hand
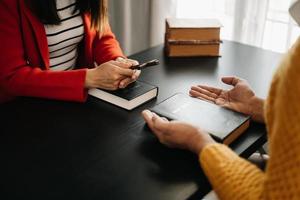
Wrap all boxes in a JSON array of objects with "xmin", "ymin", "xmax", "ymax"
[
  {"xmin": 85, "ymin": 60, "xmax": 136, "ymax": 90},
  {"xmin": 142, "ymin": 110, "xmax": 216, "ymax": 154},
  {"xmin": 116, "ymin": 57, "xmax": 141, "ymax": 88},
  {"xmin": 189, "ymin": 77, "xmax": 265, "ymax": 123}
]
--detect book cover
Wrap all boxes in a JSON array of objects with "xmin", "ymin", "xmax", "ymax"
[
  {"xmin": 150, "ymin": 93, "xmax": 250, "ymax": 145},
  {"xmin": 89, "ymin": 81, "xmax": 158, "ymax": 110},
  {"xmin": 167, "ymin": 18, "xmax": 223, "ymax": 29},
  {"xmin": 166, "ymin": 18, "xmax": 222, "ymax": 41}
]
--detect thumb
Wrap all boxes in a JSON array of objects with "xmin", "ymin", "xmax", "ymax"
[
  {"xmin": 152, "ymin": 113, "xmax": 170, "ymax": 132},
  {"xmin": 221, "ymin": 76, "xmax": 240, "ymax": 86}
]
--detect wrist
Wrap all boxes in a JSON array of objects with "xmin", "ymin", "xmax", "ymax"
[
  {"xmin": 189, "ymin": 130, "xmax": 216, "ymax": 155},
  {"xmin": 249, "ymin": 96, "xmax": 265, "ymax": 123},
  {"xmin": 85, "ymin": 69, "xmax": 95, "ymax": 89}
]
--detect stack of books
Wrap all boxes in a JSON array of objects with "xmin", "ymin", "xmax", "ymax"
[{"xmin": 165, "ymin": 18, "xmax": 222, "ymax": 57}]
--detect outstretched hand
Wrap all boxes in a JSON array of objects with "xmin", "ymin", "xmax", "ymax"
[{"xmin": 189, "ymin": 77, "xmax": 265, "ymax": 123}]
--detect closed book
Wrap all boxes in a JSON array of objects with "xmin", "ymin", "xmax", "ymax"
[
  {"xmin": 89, "ymin": 81, "xmax": 158, "ymax": 110},
  {"xmin": 165, "ymin": 18, "xmax": 222, "ymax": 57},
  {"xmin": 150, "ymin": 93, "xmax": 250, "ymax": 145},
  {"xmin": 166, "ymin": 42, "xmax": 220, "ymax": 57},
  {"xmin": 166, "ymin": 18, "xmax": 222, "ymax": 41}
]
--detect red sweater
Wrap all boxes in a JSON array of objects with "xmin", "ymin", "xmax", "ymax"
[{"xmin": 0, "ymin": 0, "xmax": 124, "ymax": 103}]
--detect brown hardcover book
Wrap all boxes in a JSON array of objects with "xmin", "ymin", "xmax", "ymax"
[
  {"xmin": 166, "ymin": 18, "xmax": 222, "ymax": 41},
  {"xmin": 165, "ymin": 18, "xmax": 222, "ymax": 57},
  {"xmin": 150, "ymin": 93, "xmax": 250, "ymax": 145},
  {"xmin": 166, "ymin": 42, "xmax": 221, "ymax": 57}
]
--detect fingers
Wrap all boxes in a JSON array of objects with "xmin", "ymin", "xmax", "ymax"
[
  {"xmin": 113, "ymin": 60, "xmax": 137, "ymax": 77},
  {"xmin": 151, "ymin": 112, "xmax": 170, "ymax": 131},
  {"xmin": 132, "ymin": 69, "xmax": 141, "ymax": 80},
  {"xmin": 111, "ymin": 60, "xmax": 132, "ymax": 69},
  {"xmin": 161, "ymin": 117, "xmax": 168, "ymax": 121},
  {"xmin": 142, "ymin": 110, "xmax": 165, "ymax": 139},
  {"xmin": 108, "ymin": 60, "xmax": 138, "ymax": 79},
  {"xmin": 142, "ymin": 110, "xmax": 159, "ymax": 135},
  {"xmin": 115, "ymin": 58, "xmax": 139, "ymax": 67},
  {"xmin": 119, "ymin": 70, "xmax": 141, "ymax": 88},
  {"xmin": 117, "ymin": 67, "xmax": 135, "ymax": 77},
  {"xmin": 96, "ymin": 60, "xmax": 140, "ymax": 90},
  {"xmin": 196, "ymin": 85, "xmax": 223, "ymax": 95},
  {"xmin": 190, "ymin": 85, "xmax": 222, "ymax": 103},
  {"xmin": 99, "ymin": 84, "xmax": 121, "ymax": 91},
  {"xmin": 221, "ymin": 76, "xmax": 240, "ymax": 86},
  {"xmin": 125, "ymin": 58, "xmax": 139, "ymax": 66},
  {"xmin": 115, "ymin": 57, "xmax": 125, "ymax": 63},
  {"xmin": 100, "ymin": 60, "xmax": 137, "ymax": 77},
  {"xmin": 190, "ymin": 86, "xmax": 219, "ymax": 98},
  {"xmin": 189, "ymin": 90, "xmax": 215, "ymax": 103},
  {"xmin": 142, "ymin": 110, "xmax": 170, "ymax": 131},
  {"xmin": 119, "ymin": 78, "xmax": 132, "ymax": 89},
  {"xmin": 142, "ymin": 110, "xmax": 154, "ymax": 127}
]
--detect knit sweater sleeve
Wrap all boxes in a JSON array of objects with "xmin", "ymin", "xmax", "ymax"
[
  {"xmin": 199, "ymin": 37, "xmax": 300, "ymax": 200},
  {"xmin": 200, "ymin": 144, "xmax": 265, "ymax": 200}
]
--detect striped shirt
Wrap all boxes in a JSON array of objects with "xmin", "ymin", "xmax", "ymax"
[{"xmin": 44, "ymin": 0, "xmax": 84, "ymax": 71}]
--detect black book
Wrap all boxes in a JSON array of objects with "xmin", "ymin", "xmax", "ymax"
[
  {"xmin": 88, "ymin": 81, "xmax": 158, "ymax": 110},
  {"xmin": 150, "ymin": 93, "xmax": 250, "ymax": 145}
]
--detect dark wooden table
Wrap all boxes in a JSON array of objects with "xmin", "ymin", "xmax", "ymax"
[{"xmin": 0, "ymin": 41, "xmax": 282, "ymax": 200}]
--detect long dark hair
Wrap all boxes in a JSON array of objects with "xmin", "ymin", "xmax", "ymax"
[{"xmin": 27, "ymin": 0, "xmax": 108, "ymax": 34}]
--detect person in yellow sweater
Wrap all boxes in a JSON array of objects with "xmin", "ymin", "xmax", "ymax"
[{"xmin": 142, "ymin": 10, "xmax": 300, "ymax": 200}]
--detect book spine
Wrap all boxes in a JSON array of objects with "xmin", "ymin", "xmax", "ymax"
[
  {"xmin": 168, "ymin": 44, "xmax": 221, "ymax": 57},
  {"xmin": 167, "ymin": 39, "xmax": 222, "ymax": 45},
  {"xmin": 168, "ymin": 28, "xmax": 221, "ymax": 41},
  {"xmin": 165, "ymin": 19, "xmax": 222, "ymax": 57}
]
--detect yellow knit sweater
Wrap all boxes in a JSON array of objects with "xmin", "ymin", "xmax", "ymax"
[{"xmin": 199, "ymin": 38, "xmax": 300, "ymax": 200}]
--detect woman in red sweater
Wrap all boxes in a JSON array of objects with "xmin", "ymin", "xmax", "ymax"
[{"xmin": 0, "ymin": 0, "xmax": 140, "ymax": 103}]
